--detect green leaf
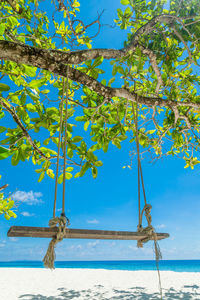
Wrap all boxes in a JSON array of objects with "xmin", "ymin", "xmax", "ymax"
[
  {"xmin": 26, "ymin": 103, "xmax": 36, "ymax": 112},
  {"xmin": 67, "ymin": 148, "xmax": 73, "ymax": 158},
  {"xmin": 112, "ymin": 139, "xmax": 121, "ymax": 149},
  {"xmin": 38, "ymin": 172, "xmax": 45, "ymax": 182},
  {"xmin": 95, "ymin": 160, "xmax": 103, "ymax": 167},
  {"xmin": 66, "ymin": 167, "xmax": 74, "ymax": 172},
  {"xmin": 43, "ymin": 138, "xmax": 50, "ymax": 146},
  {"xmin": 58, "ymin": 172, "xmax": 73, "ymax": 183},
  {"xmin": 28, "ymin": 78, "xmax": 46, "ymax": 88},
  {"xmin": 46, "ymin": 169, "xmax": 54, "ymax": 179},
  {"xmin": 87, "ymin": 150, "xmax": 96, "ymax": 161},
  {"xmin": 65, "ymin": 172, "xmax": 73, "ymax": 179},
  {"xmin": 8, "ymin": 16, "xmax": 19, "ymax": 26},
  {"xmin": 74, "ymin": 172, "xmax": 80, "ymax": 178},
  {"xmin": 58, "ymin": 174, "xmax": 63, "ymax": 184},
  {"xmin": 7, "ymin": 200, "xmax": 14, "ymax": 210},
  {"xmin": 0, "ymin": 83, "xmax": 10, "ymax": 92},
  {"xmin": 4, "ymin": 214, "xmax": 10, "ymax": 220},
  {"xmin": 0, "ymin": 146, "xmax": 11, "ymax": 160},
  {"xmin": 75, "ymin": 116, "xmax": 86, "ymax": 122},
  {"xmin": 35, "ymin": 169, "xmax": 43, "ymax": 173},
  {"xmin": 103, "ymin": 142, "xmax": 109, "ymax": 152},
  {"xmin": 0, "ymin": 126, "xmax": 6, "ymax": 134},
  {"xmin": 0, "ymin": 24, "xmax": 6, "ymax": 36},
  {"xmin": 71, "ymin": 136, "xmax": 83, "ymax": 143},
  {"xmin": 124, "ymin": 6, "xmax": 132, "ymax": 16},
  {"xmin": 8, "ymin": 210, "xmax": 17, "ymax": 218},
  {"xmin": 80, "ymin": 162, "xmax": 90, "ymax": 176},
  {"xmin": 0, "ymin": 112, "xmax": 5, "ymax": 119},
  {"xmin": 92, "ymin": 167, "xmax": 98, "ymax": 178},
  {"xmin": 20, "ymin": 93, "xmax": 26, "ymax": 105},
  {"xmin": 24, "ymin": 65, "xmax": 37, "ymax": 77},
  {"xmin": 108, "ymin": 77, "xmax": 115, "ymax": 87},
  {"xmin": 148, "ymin": 130, "xmax": 156, "ymax": 135},
  {"xmin": 121, "ymin": 0, "xmax": 129, "ymax": 4},
  {"xmin": 11, "ymin": 151, "xmax": 19, "ymax": 166},
  {"xmin": 84, "ymin": 120, "xmax": 90, "ymax": 131},
  {"xmin": 93, "ymin": 56, "xmax": 103, "ymax": 68},
  {"xmin": 112, "ymin": 64, "xmax": 118, "ymax": 76}
]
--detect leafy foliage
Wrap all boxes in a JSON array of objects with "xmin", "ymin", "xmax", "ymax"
[
  {"xmin": 0, "ymin": 176, "xmax": 16, "ymax": 220},
  {"xmin": 0, "ymin": 0, "xmax": 200, "ymax": 188}
]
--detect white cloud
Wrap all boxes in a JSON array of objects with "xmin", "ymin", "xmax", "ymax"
[
  {"xmin": 12, "ymin": 191, "xmax": 43, "ymax": 205},
  {"xmin": 128, "ymin": 245, "xmax": 138, "ymax": 251},
  {"xmin": 0, "ymin": 240, "xmax": 6, "ymax": 248},
  {"xmin": 155, "ymin": 224, "xmax": 166, "ymax": 229},
  {"xmin": 86, "ymin": 219, "xmax": 99, "ymax": 224},
  {"xmin": 9, "ymin": 237, "xmax": 18, "ymax": 242},
  {"xmin": 67, "ymin": 244, "xmax": 83, "ymax": 251},
  {"xmin": 21, "ymin": 211, "xmax": 34, "ymax": 217},
  {"xmin": 87, "ymin": 240, "xmax": 99, "ymax": 248},
  {"xmin": 111, "ymin": 242, "xmax": 116, "ymax": 247},
  {"xmin": 76, "ymin": 245, "xmax": 82, "ymax": 250}
]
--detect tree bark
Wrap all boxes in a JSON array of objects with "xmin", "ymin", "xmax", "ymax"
[{"xmin": 0, "ymin": 40, "xmax": 199, "ymax": 110}]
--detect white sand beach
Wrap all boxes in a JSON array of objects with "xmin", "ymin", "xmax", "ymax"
[{"xmin": 0, "ymin": 268, "xmax": 200, "ymax": 299}]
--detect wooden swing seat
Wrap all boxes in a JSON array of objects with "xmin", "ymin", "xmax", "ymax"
[{"xmin": 7, "ymin": 226, "xmax": 169, "ymax": 240}]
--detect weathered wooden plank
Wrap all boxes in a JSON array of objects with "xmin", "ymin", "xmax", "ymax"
[{"xmin": 7, "ymin": 226, "xmax": 169, "ymax": 240}]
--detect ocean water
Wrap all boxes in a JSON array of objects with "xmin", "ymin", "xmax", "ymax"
[{"xmin": 0, "ymin": 260, "xmax": 200, "ymax": 272}]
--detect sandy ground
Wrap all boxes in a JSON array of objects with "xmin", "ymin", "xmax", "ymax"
[{"xmin": 0, "ymin": 268, "xmax": 200, "ymax": 299}]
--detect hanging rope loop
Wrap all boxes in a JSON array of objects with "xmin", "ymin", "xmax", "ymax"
[
  {"xmin": 131, "ymin": 91, "xmax": 163, "ymax": 299},
  {"xmin": 137, "ymin": 203, "xmax": 154, "ymax": 248},
  {"xmin": 43, "ymin": 215, "xmax": 68, "ymax": 269},
  {"xmin": 43, "ymin": 67, "xmax": 70, "ymax": 269},
  {"xmin": 49, "ymin": 215, "xmax": 67, "ymax": 240},
  {"xmin": 60, "ymin": 212, "xmax": 70, "ymax": 227}
]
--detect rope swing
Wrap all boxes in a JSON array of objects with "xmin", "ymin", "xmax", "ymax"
[
  {"xmin": 43, "ymin": 66, "xmax": 70, "ymax": 269},
  {"xmin": 7, "ymin": 68, "xmax": 169, "ymax": 282},
  {"xmin": 131, "ymin": 95, "xmax": 163, "ymax": 299}
]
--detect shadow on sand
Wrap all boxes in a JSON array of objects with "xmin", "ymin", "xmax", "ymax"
[{"xmin": 19, "ymin": 284, "xmax": 200, "ymax": 299}]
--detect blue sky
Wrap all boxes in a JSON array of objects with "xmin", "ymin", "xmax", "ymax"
[{"xmin": 0, "ymin": 0, "xmax": 200, "ymax": 261}]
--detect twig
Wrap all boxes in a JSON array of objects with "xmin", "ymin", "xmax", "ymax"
[
  {"xmin": 0, "ymin": 99, "xmax": 48, "ymax": 160},
  {"xmin": 0, "ymin": 184, "xmax": 9, "ymax": 192}
]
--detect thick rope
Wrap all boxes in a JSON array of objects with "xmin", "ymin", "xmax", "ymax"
[
  {"xmin": 53, "ymin": 78, "xmax": 66, "ymax": 218},
  {"xmin": 43, "ymin": 216, "xmax": 67, "ymax": 269},
  {"xmin": 62, "ymin": 65, "xmax": 69, "ymax": 215},
  {"xmin": 43, "ymin": 68, "xmax": 70, "ymax": 269},
  {"xmin": 131, "ymin": 99, "xmax": 163, "ymax": 299},
  {"xmin": 137, "ymin": 205, "xmax": 163, "ymax": 299}
]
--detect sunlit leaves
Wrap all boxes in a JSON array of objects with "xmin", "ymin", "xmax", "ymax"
[
  {"xmin": 184, "ymin": 157, "xmax": 200, "ymax": 169},
  {"xmin": 0, "ymin": 24, "xmax": 6, "ymax": 36},
  {"xmin": 0, "ymin": 176, "xmax": 17, "ymax": 220},
  {"xmin": 23, "ymin": 65, "xmax": 37, "ymax": 77},
  {"xmin": 58, "ymin": 172, "xmax": 73, "ymax": 184},
  {"xmin": 84, "ymin": 120, "xmax": 90, "ymax": 131},
  {"xmin": 0, "ymin": 0, "xmax": 200, "ymax": 190},
  {"xmin": 121, "ymin": 0, "xmax": 129, "ymax": 5},
  {"xmin": 0, "ymin": 146, "xmax": 11, "ymax": 160},
  {"xmin": 71, "ymin": 136, "xmax": 83, "ymax": 143},
  {"xmin": 28, "ymin": 78, "xmax": 47, "ymax": 89},
  {"xmin": 0, "ymin": 83, "xmax": 10, "ymax": 92}
]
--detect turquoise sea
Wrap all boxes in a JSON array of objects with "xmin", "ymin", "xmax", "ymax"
[{"xmin": 0, "ymin": 260, "xmax": 200, "ymax": 272}]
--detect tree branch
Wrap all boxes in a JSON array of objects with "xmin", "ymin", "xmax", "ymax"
[
  {"xmin": 0, "ymin": 98, "xmax": 48, "ymax": 160},
  {"xmin": 0, "ymin": 40, "xmax": 199, "ymax": 111},
  {"xmin": 4, "ymin": 0, "xmax": 23, "ymax": 14},
  {"xmin": 127, "ymin": 14, "xmax": 186, "ymax": 50}
]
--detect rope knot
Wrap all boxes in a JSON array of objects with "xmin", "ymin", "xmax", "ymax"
[
  {"xmin": 137, "ymin": 203, "xmax": 154, "ymax": 248},
  {"xmin": 43, "ymin": 215, "xmax": 69, "ymax": 269}
]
